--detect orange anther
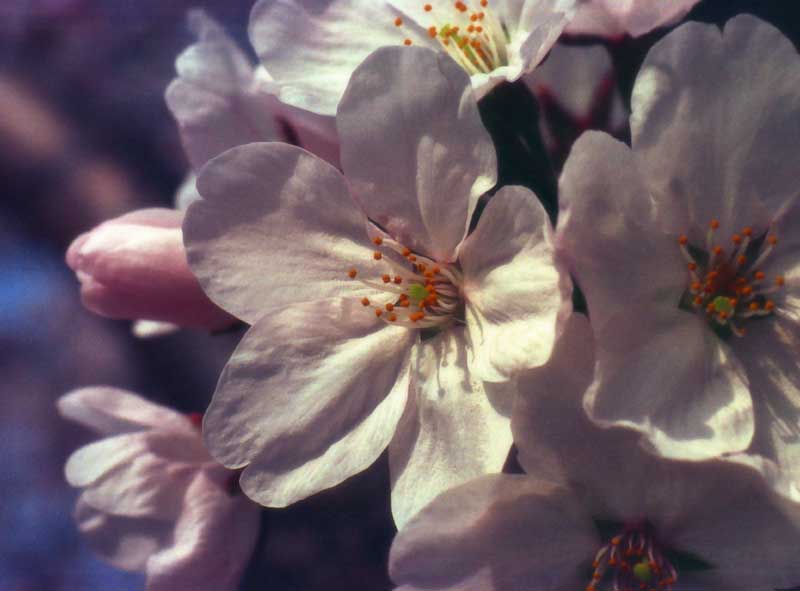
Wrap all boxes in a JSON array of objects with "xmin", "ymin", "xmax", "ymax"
[
  {"xmin": 424, "ymin": 3, "xmax": 432, "ymax": 10},
  {"xmin": 480, "ymin": 0, "xmax": 488, "ymax": 6},
  {"xmin": 428, "ymin": 26, "xmax": 437, "ymax": 37},
  {"xmin": 691, "ymin": 281, "xmax": 702, "ymax": 291},
  {"xmin": 776, "ymin": 275, "xmax": 785, "ymax": 286},
  {"xmin": 404, "ymin": 38, "xmax": 412, "ymax": 45},
  {"xmin": 432, "ymin": 266, "xmax": 440, "ymax": 274},
  {"xmin": 398, "ymin": 299, "xmax": 410, "ymax": 308},
  {"xmin": 373, "ymin": 236, "xmax": 383, "ymax": 245},
  {"xmin": 410, "ymin": 311, "xmax": 425, "ymax": 322},
  {"xmin": 424, "ymin": 271, "xmax": 435, "ymax": 278},
  {"xmin": 455, "ymin": 1, "xmax": 467, "ymax": 11},
  {"xmin": 361, "ymin": 297, "xmax": 370, "ymax": 306},
  {"xmin": 408, "ymin": 255, "xmax": 417, "ymax": 262},
  {"xmin": 749, "ymin": 302, "xmax": 760, "ymax": 311},
  {"xmin": 729, "ymin": 298, "xmax": 738, "ymax": 307},
  {"xmin": 394, "ymin": 17, "xmax": 403, "ymax": 26},
  {"xmin": 388, "ymin": 313, "xmax": 397, "ymax": 322},
  {"xmin": 732, "ymin": 234, "xmax": 742, "ymax": 244},
  {"xmin": 768, "ymin": 235, "xmax": 778, "ymax": 245},
  {"xmin": 475, "ymin": 25, "xmax": 483, "ymax": 32},
  {"xmin": 348, "ymin": 268, "xmax": 357, "ymax": 278},
  {"xmin": 470, "ymin": 13, "xmax": 478, "ymax": 21},
  {"xmin": 385, "ymin": 303, "xmax": 395, "ymax": 312},
  {"xmin": 709, "ymin": 219, "xmax": 720, "ymax": 230},
  {"xmin": 693, "ymin": 296, "xmax": 704, "ymax": 305},
  {"xmin": 741, "ymin": 286, "xmax": 753, "ymax": 295},
  {"xmin": 754, "ymin": 271, "xmax": 766, "ymax": 280},
  {"xmin": 688, "ymin": 262, "xmax": 697, "ymax": 271},
  {"xmin": 611, "ymin": 537, "xmax": 621, "ymax": 546},
  {"xmin": 467, "ymin": 24, "xmax": 475, "ymax": 32},
  {"xmin": 737, "ymin": 255, "xmax": 747, "ymax": 266},
  {"xmin": 375, "ymin": 309, "xmax": 383, "ymax": 317},
  {"xmin": 713, "ymin": 246, "xmax": 723, "ymax": 256},
  {"xmin": 373, "ymin": 251, "xmax": 383, "ymax": 260},
  {"xmin": 592, "ymin": 573, "xmax": 601, "ymax": 580},
  {"xmin": 742, "ymin": 226, "xmax": 753, "ymax": 236},
  {"xmin": 718, "ymin": 312, "xmax": 728, "ymax": 320},
  {"xmin": 765, "ymin": 300, "xmax": 775, "ymax": 311},
  {"xmin": 382, "ymin": 274, "xmax": 391, "ymax": 283},
  {"xmin": 393, "ymin": 276, "xmax": 403, "ymax": 284},
  {"xmin": 402, "ymin": 247, "xmax": 411, "ymax": 256}
]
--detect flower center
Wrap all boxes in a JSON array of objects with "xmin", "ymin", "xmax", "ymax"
[
  {"xmin": 346, "ymin": 235, "xmax": 463, "ymax": 328},
  {"xmin": 677, "ymin": 219, "xmax": 784, "ymax": 338},
  {"xmin": 586, "ymin": 526, "xmax": 677, "ymax": 591},
  {"xmin": 393, "ymin": 1, "xmax": 510, "ymax": 75}
]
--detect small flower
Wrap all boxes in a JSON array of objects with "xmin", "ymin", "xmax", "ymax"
[
  {"xmin": 58, "ymin": 387, "xmax": 259, "ymax": 591},
  {"xmin": 248, "ymin": 0, "xmax": 576, "ymax": 116},
  {"xmin": 65, "ymin": 208, "xmax": 237, "ymax": 332},
  {"xmin": 389, "ymin": 314, "xmax": 800, "ymax": 591},
  {"xmin": 184, "ymin": 46, "xmax": 568, "ymax": 527},
  {"xmin": 566, "ymin": 0, "xmax": 701, "ymax": 38},
  {"xmin": 556, "ymin": 17, "xmax": 800, "ymax": 494}
]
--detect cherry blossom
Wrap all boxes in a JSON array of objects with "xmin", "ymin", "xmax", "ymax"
[
  {"xmin": 184, "ymin": 45, "xmax": 568, "ymax": 527},
  {"xmin": 248, "ymin": 0, "xmax": 577, "ymax": 116},
  {"xmin": 58, "ymin": 387, "xmax": 259, "ymax": 591},
  {"xmin": 389, "ymin": 314, "xmax": 800, "ymax": 591},
  {"xmin": 556, "ymin": 17, "xmax": 800, "ymax": 489}
]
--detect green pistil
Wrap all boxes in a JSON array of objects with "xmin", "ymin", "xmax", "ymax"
[
  {"xmin": 407, "ymin": 283, "xmax": 429, "ymax": 305},
  {"xmin": 633, "ymin": 560, "xmax": 653, "ymax": 583},
  {"xmin": 711, "ymin": 296, "xmax": 734, "ymax": 314}
]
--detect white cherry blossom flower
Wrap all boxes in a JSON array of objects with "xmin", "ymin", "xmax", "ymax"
[
  {"xmin": 184, "ymin": 45, "xmax": 568, "ymax": 527},
  {"xmin": 556, "ymin": 17, "xmax": 800, "ymax": 491},
  {"xmin": 248, "ymin": 0, "xmax": 577, "ymax": 116},
  {"xmin": 390, "ymin": 314, "xmax": 800, "ymax": 591},
  {"xmin": 58, "ymin": 387, "xmax": 259, "ymax": 591},
  {"xmin": 567, "ymin": 0, "xmax": 701, "ymax": 38}
]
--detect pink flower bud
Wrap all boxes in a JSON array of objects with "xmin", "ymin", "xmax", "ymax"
[{"xmin": 66, "ymin": 208, "xmax": 236, "ymax": 331}]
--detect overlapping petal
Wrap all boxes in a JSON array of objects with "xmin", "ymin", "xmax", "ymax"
[
  {"xmin": 186, "ymin": 143, "xmax": 375, "ymax": 324},
  {"xmin": 390, "ymin": 474, "xmax": 597, "ymax": 591},
  {"xmin": 460, "ymin": 186, "xmax": 566, "ymax": 382},
  {"xmin": 557, "ymin": 132, "xmax": 685, "ymax": 331},
  {"xmin": 338, "ymin": 46, "xmax": 496, "ymax": 262},
  {"xmin": 389, "ymin": 328, "xmax": 514, "ymax": 528},
  {"xmin": 203, "ymin": 298, "xmax": 415, "ymax": 505}
]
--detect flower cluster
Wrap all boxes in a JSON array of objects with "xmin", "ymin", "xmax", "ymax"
[{"xmin": 61, "ymin": 2, "xmax": 800, "ymax": 590}]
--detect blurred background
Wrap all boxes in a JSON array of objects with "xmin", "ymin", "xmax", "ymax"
[{"xmin": 0, "ymin": 1, "xmax": 797, "ymax": 589}]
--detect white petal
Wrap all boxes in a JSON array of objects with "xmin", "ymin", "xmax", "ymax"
[
  {"xmin": 390, "ymin": 474, "xmax": 598, "ymax": 591},
  {"xmin": 57, "ymin": 387, "xmax": 193, "ymax": 437},
  {"xmin": 631, "ymin": 17, "xmax": 800, "ymax": 238},
  {"xmin": 75, "ymin": 497, "xmax": 173, "ymax": 572},
  {"xmin": 338, "ymin": 46, "xmax": 496, "ymax": 262},
  {"xmin": 249, "ymin": 0, "xmax": 432, "ymax": 116},
  {"xmin": 166, "ymin": 10, "xmax": 276, "ymax": 170},
  {"xmin": 587, "ymin": 300, "xmax": 754, "ymax": 461},
  {"xmin": 728, "ymin": 319, "xmax": 800, "ymax": 502},
  {"xmin": 557, "ymin": 131, "xmax": 686, "ymax": 332},
  {"xmin": 460, "ymin": 186, "xmax": 567, "ymax": 382},
  {"xmin": 67, "ymin": 431, "xmax": 207, "ymax": 519},
  {"xmin": 186, "ymin": 143, "xmax": 375, "ymax": 324},
  {"xmin": 670, "ymin": 462, "xmax": 800, "ymax": 591},
  {"xmin": 145, "ymin": 470, "xmax": 261, "ymax": 591},
  {"xmin": 389, "ymin": 328, "xmax": 513, "ymax": 529},
  {"xmin": 202, "ymin": 298, "xmax": 415, "ymax": 506}
]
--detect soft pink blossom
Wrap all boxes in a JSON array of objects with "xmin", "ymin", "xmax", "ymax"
[
  {"xmin": 58, "ymin": 387, "xmax": 260, "ymax": 591},
  {"xmin": 66, "ymin": 208, "xmax": 236, "ymax": 331},
  {"xmin": 184, "ymin": 46, "xmax": 569, "ymax": 527}
]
